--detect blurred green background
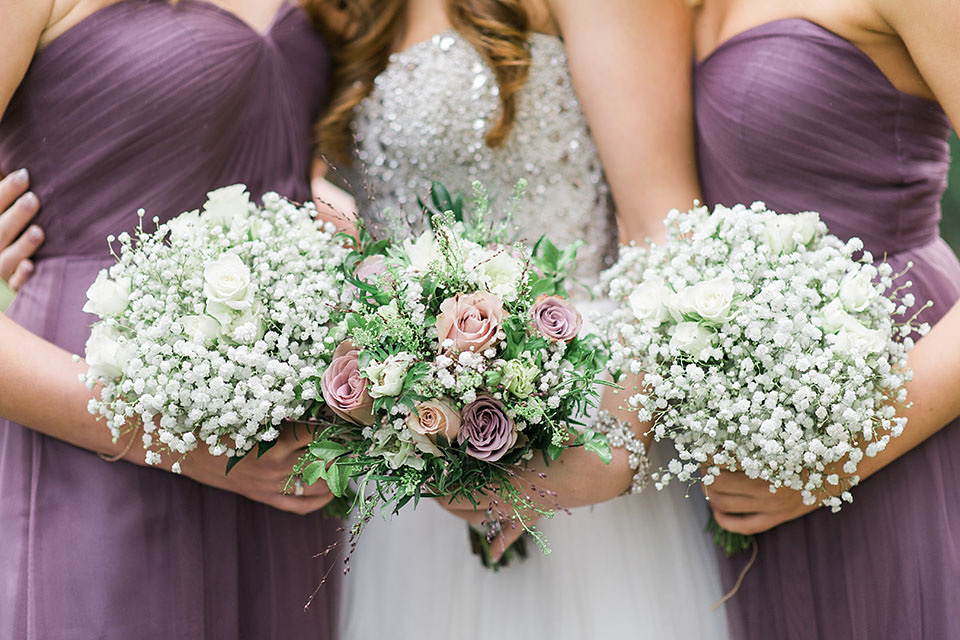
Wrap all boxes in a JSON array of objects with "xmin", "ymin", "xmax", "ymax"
[{"xmin": 944, "ymin": 132, "xmax": 960, "ymax": 254}]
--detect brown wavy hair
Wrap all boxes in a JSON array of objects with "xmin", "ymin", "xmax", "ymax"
[{"xmin": 307, "ymin": 0, "xmax": 532, "ymax": 164}]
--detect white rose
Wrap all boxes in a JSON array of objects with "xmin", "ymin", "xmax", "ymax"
[
  {"xmin": 181, "ymin": 314, "xmax": 221, "ymax": 345},
  {"xmin": 669, "ymin": 322, "xmax": 715, "ymax": 360},
  {"xmin": 166, "ymin": 209, "xmax": 201, "ymax": 241},
  {"xmin": 838, "ymin": 269, "xmax": 877, "ymax": 312},
  {"xmin": 225, "ymin": 302, "xmax": 266, "ymax": 344},
  {"xmin": 628, "ymin": 278, "xmax": 672, "ymax": 326},
  {"xmin": 203, "ymin": 253, "xmax": 254, "ymax": 311},
  {"xmin": 365, "ymin": 352, "xmax": 415, "ymax": 397},
  {"xmin": 683, "ymin": 276, "xmax": 735, "ymax": 324},
  {"xmin": 791, "ymin": 212, "xmax": 820, "ymax": 245},
  {"xmin": 818, "ymin": 298, "xmax": 850, "ymax": 334},
  {"xmin": 201, "ymin": 184, "xmax": 250, "ymax": 227},
  {"xmin": 762, "ymin": 216, "xmax": 796, "ymax": 254},
  {"xmin": 476, "ymin": 248, "xmax": 523, "ymax": 300},
  {"xmin": 834, "ymin": 317, "xmax": 886, "ymax": 355},
  {"xmin": 403, "ymin": 229, "xmax": 440, "ymax": 273},
  {"xmin": 83, "ymin": 272, "xmax": 131, "ymax": 318},
  {"xmin": 84, "ymin": 324, "xmax": 134, "ymax": 380}
]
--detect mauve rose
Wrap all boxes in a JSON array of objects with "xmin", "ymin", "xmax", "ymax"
[
  {"xmin": 407, "ymin": 398, "xmax": 462, "ymax": 442},
  {"xmin": 531, "ymin": 295, "xmax": 581, "ymax": 342},
  {"xmin": 457, "ymin": 396, "xmax": 517, "ymax": 461},
  {"xmin": 435, "ymin": 291, "xmax": 504, "ymax": 354},
  {"xmin": 320, "ymin": 341, "xmax": 375, "ymax": 425},
  {"xmin": 355, "ymin": 255, "xmax": 388, "ymax": 282}
]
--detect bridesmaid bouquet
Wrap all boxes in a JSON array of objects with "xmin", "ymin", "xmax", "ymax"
[
  {"xmin": 81, "ymin": 185, "xmax": 353, "ymax": 471},
  {"xmin": 600, "ymin": 202, "xmax": 928, "ymax": 554},
  {"xmin": 295, "ymin": 183, "xmax": 612, "ymax": 555}
]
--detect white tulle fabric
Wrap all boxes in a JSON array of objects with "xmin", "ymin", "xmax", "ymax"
[{"xmin": 340, "ymin": 29, "xmax": 729, "ymax": 640}]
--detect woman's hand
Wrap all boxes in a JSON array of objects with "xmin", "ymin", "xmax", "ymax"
[
  {"xmin": 0, "ymin": 169, "xmax": 43, "ymax": 290},
  {"xmin": 440, "ymin": 377, "xmax": 651, "ymax": 561},
  {"xmin": 705, "ymin": 471, "xmax": 816, "ymax": 535},
  {"xmin": 169, "ymin": 424, "xmax": 335, "ymax": 516}
]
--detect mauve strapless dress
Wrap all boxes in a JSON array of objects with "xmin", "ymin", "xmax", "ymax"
[
  {"xmin": 0, "ymin": 2, "xmax": 341, "ymax": 638},
  {"xmin": 696, "ymin": 19, "xmax": 960, "ymax": 639}
]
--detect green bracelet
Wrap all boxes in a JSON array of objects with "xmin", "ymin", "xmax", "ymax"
[{"xmin": 0, "ymin": 279, "xmax": 15, "ymax": 312}]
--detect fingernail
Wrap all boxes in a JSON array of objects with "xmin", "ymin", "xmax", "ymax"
[
  {"xmin": 27, "ymin": 225, "xmax": 44, "ymax": 241},
  {"xmin": 21, "ymin": 192, "xmax": 38, "ymax": 209},
  {"xmin": 13, "ymin": 168, "xmax": 29, "ymax": 186}
]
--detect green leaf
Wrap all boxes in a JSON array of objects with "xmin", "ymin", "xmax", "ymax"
[
  {"xmin": 576, "ymin": 430, "xmax": 613, "ymax": 464},
  {"xmin": 308, "ymin": 440, "xmax": 349, "ymax": 461},
  {"xmin": 301, "ymin": 460, "xmax": 328, "ymax": 485},
  {"xmin": 323, "ymin": 462, "xmax": 352, "ymax": 498},
  {"xmin": 529, "ymin": 277, "xmax": 555, "ymax": 298},
  {"xmin": 546, "ymin": 442, "xmax": 565, "ymax": 461}
]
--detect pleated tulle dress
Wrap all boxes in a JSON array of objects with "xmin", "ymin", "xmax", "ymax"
[
  {"xmin": 696, "ymin": 18, "xmax": 960, "ymax": 639},
  {"xmin": 0, "ymin": 2, "xmax": 341, "ymax": 638}
]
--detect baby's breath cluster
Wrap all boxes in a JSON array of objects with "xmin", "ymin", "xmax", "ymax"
[
  {"xmin": 601, "ymin": 202, "xmax": 928, "ymax": 511},
  {"xmin": 81, "ymin": 185, "xmax": 353, "ymax": 467}
]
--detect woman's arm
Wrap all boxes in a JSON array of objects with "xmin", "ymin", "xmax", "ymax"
[
  {"xmin": 0, "ymin": 2, "xmax": 332, "ymax": 514},
  {"xmin": 550, "ymin": 0, "xmax": 700, "ymax": 244}
]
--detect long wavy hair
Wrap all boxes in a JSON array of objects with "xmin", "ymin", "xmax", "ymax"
[{"xmin": 307, "ymin": 0, "xmax": 532, "ymax": 164}]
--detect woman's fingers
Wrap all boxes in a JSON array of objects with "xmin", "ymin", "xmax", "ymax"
[
  {"xmin": 0, "ymin": 188, "xmax": 43, "ymax": 287},
  {"xmin": 0, "ymin": 169, "xmax": 30, "ymax": 210}
]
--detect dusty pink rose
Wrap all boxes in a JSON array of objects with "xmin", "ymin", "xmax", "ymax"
[
  {"xmin": 531, "ymin": 295, "xmax": 582, "ymax": 342},
  {"xmin": 407, "ymin": 398, "xmax": 462, "ymax": 442},
  {"xmin": 457, "ymin": 396, "xmax": 517, "ymax": 461},
  {"xmin": 436, "ymin": 291, "xmax": 504, "ymax": 354},
  {"xmin": 320, "ymin": 341, "xmax": 375, "ymax": 425},
  {"xmin": 355, "ymin": 255, "xmax": 388, "ymax": 282}
]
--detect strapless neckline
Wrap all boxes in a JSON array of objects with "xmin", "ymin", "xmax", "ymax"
[
  {"xmin": 387, "ymin": 28, "xmax": 562, "ymax": 65},
  {"xmin": 696, "ymin": 17, "xmax": 939, "ymax": 107},
  {"xmin": 36, "ymin": 0, "xmax": 296, "ymax": 59}
]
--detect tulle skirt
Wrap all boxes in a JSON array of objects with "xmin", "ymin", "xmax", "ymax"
[{"xmin": 339, "ymin": 446, "xmax": 729, "ymax": 640}]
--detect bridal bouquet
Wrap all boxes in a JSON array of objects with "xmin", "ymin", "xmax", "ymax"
[
  {"xmin": 600, "ymin": 202, "xmax": 927, "ymax": 553},
  {"xmin": 81, "ymin": 185, "xmax": 353, "ymax": 470},
  {"xmin": 295, "ymin": 183, "xmax": 611, "ymax": 554}
]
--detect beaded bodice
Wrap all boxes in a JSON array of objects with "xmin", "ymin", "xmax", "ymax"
[{"xmin": 347, "ymin": 30, "xmax": 617, "ymax": 280}]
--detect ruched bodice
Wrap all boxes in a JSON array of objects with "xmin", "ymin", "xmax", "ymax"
[
  {"xmin": 0, "ymin": 0, "xmax": 329, "ymax": 262},
  {"xmin": 696, "ymin": 18, "xmax": 952, "ymax": 257},
  {"xmin": 0, "ymin": 3, "xmax": 340, "ymax": 638},
  {"xmin": 695, "ymin": 18, "xmax": 960, "ymax": 640}
]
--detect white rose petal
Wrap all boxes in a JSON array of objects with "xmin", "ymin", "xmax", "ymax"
[
  {"xmin": 84, "ymin": 324, "xmax": 133, "ymax": 380},
  {"xmin": 839, "ymin": 269, "xmax": 877, "ymax": 312},
  {"xmin": 202, "ymin": 184, "xmax": 250, "ymax": 227},
  {"xmin": 204, "ymin": 253, "xmax": 255, "ymax": 311},
  {"xmin": 403, "ymin": 230, "xmax": 440, "ymax": 273},
  {"xmin": 181, "ymin": 314, "xmax": 221, "ymax": 345},
  {"xmin": 366, "ymin": 352, "xmax": 415, "ymax": 398},
  {"xmin": 628, "ymin": 278, "xmax": 672, "ymax": 326},
  {"xmin": 83, "ymin": 272, "xmax": 131, "ymax": 318},
  {"xmin": 669, "ymin": 322, "xmax": 715, "ymax": 360}
]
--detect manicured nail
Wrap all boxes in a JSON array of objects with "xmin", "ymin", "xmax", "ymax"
[
  {"xmin": 12, "ymin": 168, "xmax": 29, "ymax": 186},
  {"xmin": 27, "ymin": 225, "xmax": 44, "ymax": 241},
  {"xmin": 21, "ymin": 192, "xmax": 38, "ymax": 209}
]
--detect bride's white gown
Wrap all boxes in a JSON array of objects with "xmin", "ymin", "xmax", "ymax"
[{"xmin": 340, "ymin": 31, "xmax": 729, "ymax": 639}]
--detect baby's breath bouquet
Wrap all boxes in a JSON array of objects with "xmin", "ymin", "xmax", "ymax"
[
  {"xmin": 601, "ymin": 202, "xmax": 928, "ymax": 554},
  {"xmin": 296, "ymin": 183, "xmax": 612, "ymax": 559},
  {"xmin": 81, "ymin": 185, "xmax": 353, "ymax": 471}
]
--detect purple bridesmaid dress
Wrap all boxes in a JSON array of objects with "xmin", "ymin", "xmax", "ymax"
[
  {"xmin": 696, "ymin": 19, "xmax": 960, "ymax": 639},
  {"xmin": 0, "ymin": 2, "xmax": 341, "ymax": 638}
]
